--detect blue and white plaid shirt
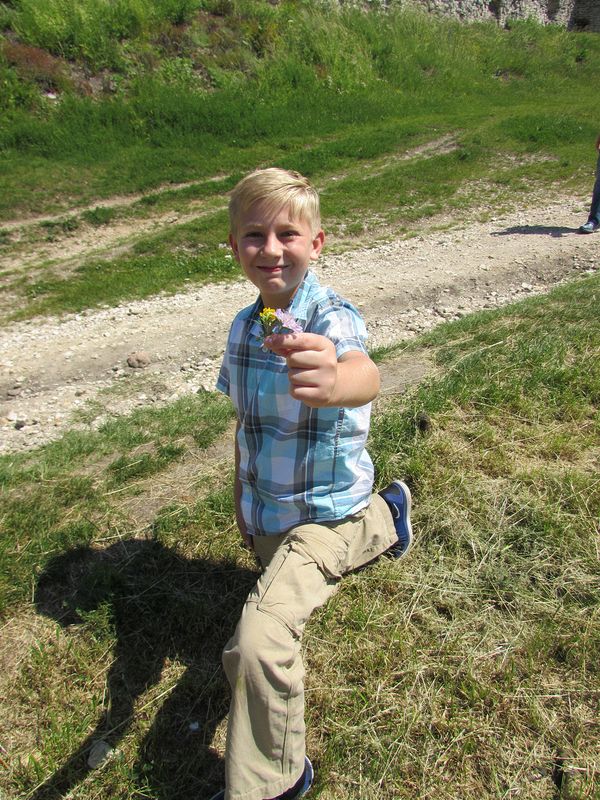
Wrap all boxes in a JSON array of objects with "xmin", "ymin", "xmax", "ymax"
[{"xmin": 217, "ymin": 271, "xmax": 374, "ymax": 536}]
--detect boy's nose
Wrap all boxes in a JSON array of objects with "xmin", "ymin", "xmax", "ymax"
[{"xmin": 261, "ymin": 233, "xmax": 282, "ymax": 257}]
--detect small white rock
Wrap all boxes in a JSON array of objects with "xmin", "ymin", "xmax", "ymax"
[{"xmin": 88, "ymin": 740, "xmax": 113, "ymax": 769}]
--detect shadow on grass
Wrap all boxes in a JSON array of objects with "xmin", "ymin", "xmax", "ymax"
[
  {"xmin": 32, "ymin": 539, "xmax": 258, "ymax": 800},
  {"xmin": 490, "ymin": 224, "xmax": 578, "ymax": 238}
]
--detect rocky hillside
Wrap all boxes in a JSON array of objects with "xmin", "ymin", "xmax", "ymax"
[{"xmin": 406, "ymin": 0, "xmax": 599, "ymax": 31}]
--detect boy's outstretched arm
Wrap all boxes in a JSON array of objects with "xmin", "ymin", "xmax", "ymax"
[{"xmin": 266, "ymin": 332, "xmax": 380, "ymax": 408}]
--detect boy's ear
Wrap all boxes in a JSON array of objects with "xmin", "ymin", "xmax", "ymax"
[
  {"xmin": 229, "ymin": 232, "xmax": 240, "ymax": 261},
  {"xmin": 310, "ymin": 229, "xmax": 325, "ymax": 261}
]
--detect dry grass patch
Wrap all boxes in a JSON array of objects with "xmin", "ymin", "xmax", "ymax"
[
  {"xmin": 110, "ymin": 424, "xmax": 235, "ymax": 529},
  {"xmin": 1, "ymin": 275, "xmax": 599, "ymax": 798}
]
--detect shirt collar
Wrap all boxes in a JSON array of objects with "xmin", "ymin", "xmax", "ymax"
[{"xmin": 288, "ymin": 270, "xmax": 317, "ymax": 324}]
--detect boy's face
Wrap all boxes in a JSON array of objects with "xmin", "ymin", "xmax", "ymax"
[{"xmin": 229, "ymin": 203, "xmax": 324, "ymax": 309}]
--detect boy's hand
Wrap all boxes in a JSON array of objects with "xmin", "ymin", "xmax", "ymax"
[{"xmin": 266, "ymin": 332, "xmax": 338, "ymax": 407}]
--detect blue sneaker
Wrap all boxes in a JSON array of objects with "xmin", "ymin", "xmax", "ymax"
[
  {"xmin": 579, "ymin": 221, "xmax": 599, "ymax": 234},
  {"xmin": 209, "ymin": 756, "xmax": 314, "ymax": 800},
  {"xmin": 379, "ymin": 480, "xmax": 413, "ymax": 558}
]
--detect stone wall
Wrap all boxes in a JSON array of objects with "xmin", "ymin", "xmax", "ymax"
[
  {"xmin": 569, "ymin": 0, "xmax": 600, "ymax": 31},
  {"xmin": 403, "ymin": 0, "xmax": 599, "ymax": 31}
]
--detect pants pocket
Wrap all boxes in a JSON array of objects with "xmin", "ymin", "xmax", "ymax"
[{"xmin": 252, "ymin": 541, "xmax": 339, "ymax": 638}]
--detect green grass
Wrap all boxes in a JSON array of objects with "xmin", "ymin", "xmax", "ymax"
[
  {"xmin": 17, "ymin": 234, "xmax": 237, "ymax": 319},
  {"xmin": 1, "ymin": 4, "xmax": 599, "ymax": 796},
  {"xmin": 1, "ymin": 4, "xmax": 599, "ymax": 218},
  {"xmin": 3, "ymin": 110, "xmax": 597, "ymax": 320},
  {"xmin": 1, "ymin": 5, "xmax": 599, "ymax": 318},
  {"xmin": 1, "ymin": 274, "xmax": 599, "ymax": 799},
  {"xmin": 0, "ymin": 391, "xmax": 235, "ymax": 614}
]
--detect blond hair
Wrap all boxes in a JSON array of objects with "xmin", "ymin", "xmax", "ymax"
[{"xmin": 229, "ymin": 168, "xmax": 321, "ymax": 235}]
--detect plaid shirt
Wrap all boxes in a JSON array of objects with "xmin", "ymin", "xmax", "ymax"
[{"xmin": 217, "ymin": 271, "xmax": 374, "ymax": 536}]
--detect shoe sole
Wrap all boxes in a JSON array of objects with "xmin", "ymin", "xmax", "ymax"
[
  {"xmin": 386, "ymin": 480, "xmax": 413, "ymax": 557},
  {"xmin": 298, "ymin": 756, "xmax": 314, "ymax": 797}
]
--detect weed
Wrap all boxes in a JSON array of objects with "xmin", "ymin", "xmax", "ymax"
[
  {"xmin": 81, "ymin": 205, "xmax": 118, "ymax": 226},
  {"xmin": 107, "ymin": 443, "xmax": 185, "ymax": 487},
  {"xmin": 1, "ymin": 40, "xmax": 68, "ymax": 91},
  {"xmin": 39, "ymin": 216, "xmax": 79, "ymax": 241}
]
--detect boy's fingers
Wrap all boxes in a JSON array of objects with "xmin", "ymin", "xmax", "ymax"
[{"xmin": 266, "ymin": 332, "xmax": 327, "ymax": 353}]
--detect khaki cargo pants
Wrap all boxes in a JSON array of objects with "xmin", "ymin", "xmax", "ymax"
[{"xmin": 221, "ymin": 494, "xmax": 397, "ymax": 800}]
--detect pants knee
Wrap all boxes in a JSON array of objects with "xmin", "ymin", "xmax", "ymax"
[{"xmin": 223, "ymin": 602, "xmax": 299, "ymax": 692}]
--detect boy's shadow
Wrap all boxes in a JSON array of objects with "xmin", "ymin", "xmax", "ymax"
[{"xmin": 32, "ymin": 538, "xmax": 258, "ymax": 800}]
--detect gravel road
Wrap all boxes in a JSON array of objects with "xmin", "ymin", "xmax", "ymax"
[{"xmin": 1, "ymin": 195, "xmax": 597, "ymax": 454}]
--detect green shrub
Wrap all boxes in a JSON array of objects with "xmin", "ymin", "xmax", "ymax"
[
  {"xmin": 0, "ymin": 64, "xmax": 41, "ymax": 114},
  {"xmin": 81, "ymin": 205, "xmax": 117, "ymax": 225}
]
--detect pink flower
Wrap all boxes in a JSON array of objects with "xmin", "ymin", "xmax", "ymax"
[
  {"xmin": 274, "ymin": 309, "xmax": 303, "ymax": 334},
  {"xmin": 258, "ymin": 308, "xmax": 303, "ymax": 350}
]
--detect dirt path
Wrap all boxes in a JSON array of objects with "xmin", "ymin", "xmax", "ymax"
[{"xmin": 1, "ymin": 194, "xmax": 597, "ymax": 454}]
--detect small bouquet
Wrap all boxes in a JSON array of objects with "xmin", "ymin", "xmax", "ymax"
[{"xmin": 258, "ymin": 307, "xmax": 303, "ymax": 349}]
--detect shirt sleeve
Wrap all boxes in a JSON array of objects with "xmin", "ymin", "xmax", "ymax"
[
  {"xmin": 216, "ymin": 354, "xmax": 230, "ymax": 396},
  {"xmin": 308, "ymin": 298, "xmax": 369, "ymax": 360},
  {"xmin": 216, "ymin": 309, "xmax": 245, "ymax": 396}
]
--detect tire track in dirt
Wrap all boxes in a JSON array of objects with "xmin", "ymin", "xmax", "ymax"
[{"xmin": 0, "ymin": 135, "xmax": 458, "ymax": 278}]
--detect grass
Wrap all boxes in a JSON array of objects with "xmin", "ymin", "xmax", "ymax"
[
  {"xmin": 1, "ymin": 5, "xmax": 599, "ymax": 318},
  {"xmin": 0, "ymin": 4, "xmax": 599, "ymax": 217},
  {"xmin": 17, "ymin": 227, "xmax": 238, "ymax": 319},
  {"xmin": 3, "ymin": 112, "xmax": 597, "ymax": 320},
  {"xmin": 1, "ymin": 274, "xmax": 599, "ymax": 799},
  {"xmin": 1, "ymin": 4, "xmax": 599, "ymax": 797},
  {"xmin": 0, "ymin": 391, "xmax": 235, "ymax": 614}
]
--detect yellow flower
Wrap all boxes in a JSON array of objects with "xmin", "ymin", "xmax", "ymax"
[
  {"xmin": 258, "ymin": 307, "xmax": 302, "ymax": 349},
  {"xmin": 259, "ymin": 307, "xmax": 278, "ymax": 325}
]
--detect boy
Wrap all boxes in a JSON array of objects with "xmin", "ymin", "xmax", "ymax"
[{"xmin": 211, "ymin": 168, "xmax": 412, "ymax": 800}]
